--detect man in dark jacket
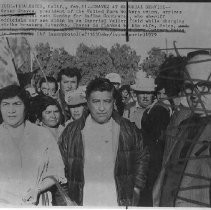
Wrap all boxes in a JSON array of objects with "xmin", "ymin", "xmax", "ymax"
[
  {"xmin": 58, "ymin": 77, "xmax": 149, "ymax": 207},
  {"xmin": 153, "ymin": 51, "xmax": 211, "ymax": 207}
]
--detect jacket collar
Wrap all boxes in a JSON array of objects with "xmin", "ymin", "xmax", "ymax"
[{"xmin": 79, "ymin": 109, "xmax": 121, "ymax": 130}]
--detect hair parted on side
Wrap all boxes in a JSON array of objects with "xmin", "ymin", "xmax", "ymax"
[
  {"xmin": 57, "ymin": 67, "xmax": 82, "ymax": 83},
  {"xmin": 86, "ymin": 77, "xmax": 116, "ymax": 100}
]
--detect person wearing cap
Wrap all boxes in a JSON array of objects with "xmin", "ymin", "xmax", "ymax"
[
  {"xmin": 105, "ymin": 73, "xmax": 124, "ymax": 116},
  {"xmin": 105, "ymin": 73, "xmax": 121, "ymax": 90},
  {"xmin": 129, "ymin": 71, "xmax": 156, "ymax": 129},
  {"xmin": 56, "ymin": 67, "xmax": 82, "ymax": 122},
  {"xmin": 65, "ymin": 88, "xmax": 87, "ymax": 125},
  {"xmin": 58, "ymin": 77, "xmax": 149, "ymax": 206}
]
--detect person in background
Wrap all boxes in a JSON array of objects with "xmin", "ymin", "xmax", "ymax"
[
  {"xmin": 153, "ymin": 51, "xmax": 211, "ymax": 207},
  {"xmin": 56, "ymin": 67, "xmax": 82, "ymax": 122},
  {"xmin": 65, "ymin": 88, "xmax": 87, "ymax": 125},
  {"xmin": 140, "ymin": 55, "xmax": 188, "ymax": 206},
  {"xmin": 120, "ymin": 85, "xmax": 136, "ymax": 120},
  {"xmin": 105, "ymin": 73, "xmax": 121, "ymax": 90},
  {"xmin": 25, "ymin": 86, "xmax": 38, "ymax": 98},
  {"xmin": 58, "ymin": 77, "xmax": 149, "ymax": 206},
  {"xmin": 154, "ymin": 55, "xmax": 192, "ymax": 164},
  {"xmin": 129, "ymin": 71, "xmax": 156, "ymax": 129},
  {"xmin": 38, "ymin": 76, "xmax": 58, "ymax": 99},
  {"xmin": 28, "ymin": 76, "xmax": 59, "ymax": 122},
  {"xmin": 35, "ymin": 95, "xmax": 65, "ymax": 141},
  {"xmin": 0, "ymin": 85, "xmax": 66, "ymax": 206},
  {"xmin": 105, "ymin": 73, "xmax": 124, "ymax": 116},
  {"xmin": 139, "ymin": 78, "xmax": 172, "ymax": 206}
]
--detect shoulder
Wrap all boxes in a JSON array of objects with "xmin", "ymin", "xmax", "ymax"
[
  {"xmin": 0, "ymin": 124, "xmax": 8, "ymax": 141},
  {"xmin": 59, "ymin": 118, "xmax": 82, "ymax": 144},
  {"xmin": 25, "ymin": 121, "xmax": 55, "ymax": 144},
  {"xmin": 119, "ymin": 116, "xmax": 140, "ymax": 134}
]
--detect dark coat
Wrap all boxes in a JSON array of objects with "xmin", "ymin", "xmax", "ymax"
[
  {"xmin": 58, "ymin": 110, "xmax": 149, "ymax": 206},
  {"xmin": 140, "ymin": 102, "xmax": 171, "ymax": 206}
]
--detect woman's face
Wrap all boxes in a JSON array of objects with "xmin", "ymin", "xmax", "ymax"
[
  {"xmin": 42, "ymin": 105, "xmax": 61, "ymax": 128},
  {"xmin": 70, "ymin": 104, "xmax": 84, "ymax": 120},
  {"xmin": 0, "ymin": 96, "xmax": 25, "ymax": 128}
]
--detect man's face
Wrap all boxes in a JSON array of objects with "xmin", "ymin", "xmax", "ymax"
[
  {"xmin": 42, "ymin": 105, "xmax": 61, "ymax": 128},
  {"xmin": 69, "ymin": 104, "xmax": 85, "ymax": 120},
  {"xmin": 40, "ymin": 82, "xmax": 57, "ymax": 98},
  {"xmin": 185, "ymin": 54, "xmax": 211, "ymax": 114},
  {"xmin": 136, "ymin": 92, "xmax": 154, "ymax": 108},
  {"xmin": 60, "ymin": 75, "xmax": 78, "ymax": 95},
  {"xmin": 0, "ymin": 96, "xmax": 25, "ymax": 128},
  {"xmin": 87, "ymin": 91, "xmax": 114, "ymax": 124},
  {"xmin": 157, "ymin": 88, "xmax": 167, "ymax": 100}
]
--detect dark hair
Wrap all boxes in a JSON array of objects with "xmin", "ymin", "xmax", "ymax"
[
  {"xmin": 86, "ymin": 77, "xmax": 115, "ymax": 100},
  {"xmin": 34, "ymin": 95, "xmax": 64, "ymax": 125},
  {"xmin": 155, "ymin": 55, "xmax": 187, "ymax": 97},
  {"xmin": 119, "ymin": 85, "xmax": 131, "ymax": 95},
  {"xmin": 57, "ymin": 67, "xmax": 82, "ymax": 84},
  {"xmin": 0, "ymin": 85, "xmax": 30, "ymax": 120},
  {"xmin": 39, "ymin": 76, "xmax": 58, "ymax": 92}
]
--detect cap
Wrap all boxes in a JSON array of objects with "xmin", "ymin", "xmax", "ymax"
[
  {"xmin": 105, "ymin": 73, "xmax": 121, "ymax": 84},
  {"xmin": 130, "ymin": 71, "xmax": 156, "ymax": 92},
  {"xmin": 65, "ymin": 89, "xmax": 86, "ymax": 106}
]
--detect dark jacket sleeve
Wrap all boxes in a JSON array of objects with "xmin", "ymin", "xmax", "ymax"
[
  {"xmin": 58, "ymin": 126, "xmax": 70, "ymax": 177},
  {"xmin": 132, "ymin": 124, "xmax": 150, "ymax": 191}
]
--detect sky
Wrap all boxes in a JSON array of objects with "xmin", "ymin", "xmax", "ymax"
[{"xmin": 14, "ymin": 1, "xmax": 211, "ymax": 61}]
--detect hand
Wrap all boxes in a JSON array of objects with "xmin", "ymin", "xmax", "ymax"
[
  {"xmin": 22, "ymin": 187, "xmax": 40, "ymax": 205},
  {"xmin": 132, "ymin": 187, "xmax": 140, "ymax": 206}
]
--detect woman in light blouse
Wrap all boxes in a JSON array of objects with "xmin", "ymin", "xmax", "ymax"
[{"xmin": 0, "ymin": 85, "xmax": 66, "ymax": 206}]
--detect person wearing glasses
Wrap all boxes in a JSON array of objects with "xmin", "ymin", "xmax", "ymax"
[
  {"xmin": 38, "ymin": 76, "xmax": 58, "ymax": 99},
  {"xmin": 153, "ymin": 51, "xmax": 211, "ymax": 207}
]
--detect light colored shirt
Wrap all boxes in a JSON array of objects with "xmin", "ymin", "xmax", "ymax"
[
  {"xmin": 129, "ymin": 103, "xmax": 146, "ymax": 129},
  {"xmin": 82, "ymin": 115, "xmax": 117, "ymax": 206},
  {"xmin": 0, "ymin": 121, "xmax": 66, "ymax": 206}
]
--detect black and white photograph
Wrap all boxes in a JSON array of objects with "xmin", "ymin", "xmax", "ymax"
[{"xmin": 0, "ymin": 0, "xmax": 211, "ymax": 207}]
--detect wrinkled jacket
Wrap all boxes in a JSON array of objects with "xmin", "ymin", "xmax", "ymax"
[
  {"xmin": 153, "ymin": 115, "xmax": 211, "ymax": 207},
  {"xmin": 58, "ymin": 110, "xmax": 149, "ymax": 206}
]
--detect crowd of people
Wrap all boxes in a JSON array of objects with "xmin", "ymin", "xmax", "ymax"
[{"xmin": 0, "ymin": 49, "xmax": 211, "ymax": 207}]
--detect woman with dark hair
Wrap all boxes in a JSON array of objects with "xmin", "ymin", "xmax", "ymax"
[
  {"xmin": 34, "ymin": 95, "xmax": 65, "ymax": 141},
  {"xmin": 0, "ymin": 85, "xmax": 66, "ymax": 206}
]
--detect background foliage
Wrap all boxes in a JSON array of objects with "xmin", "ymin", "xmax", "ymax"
[{"xmin": 8, "ymin": 38, "xmax": 167, "ymax": 87}]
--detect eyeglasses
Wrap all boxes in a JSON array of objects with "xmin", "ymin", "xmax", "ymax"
[{"xmin": 183, "ymin": 81, "xmax": 211, "ymax": 95}]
